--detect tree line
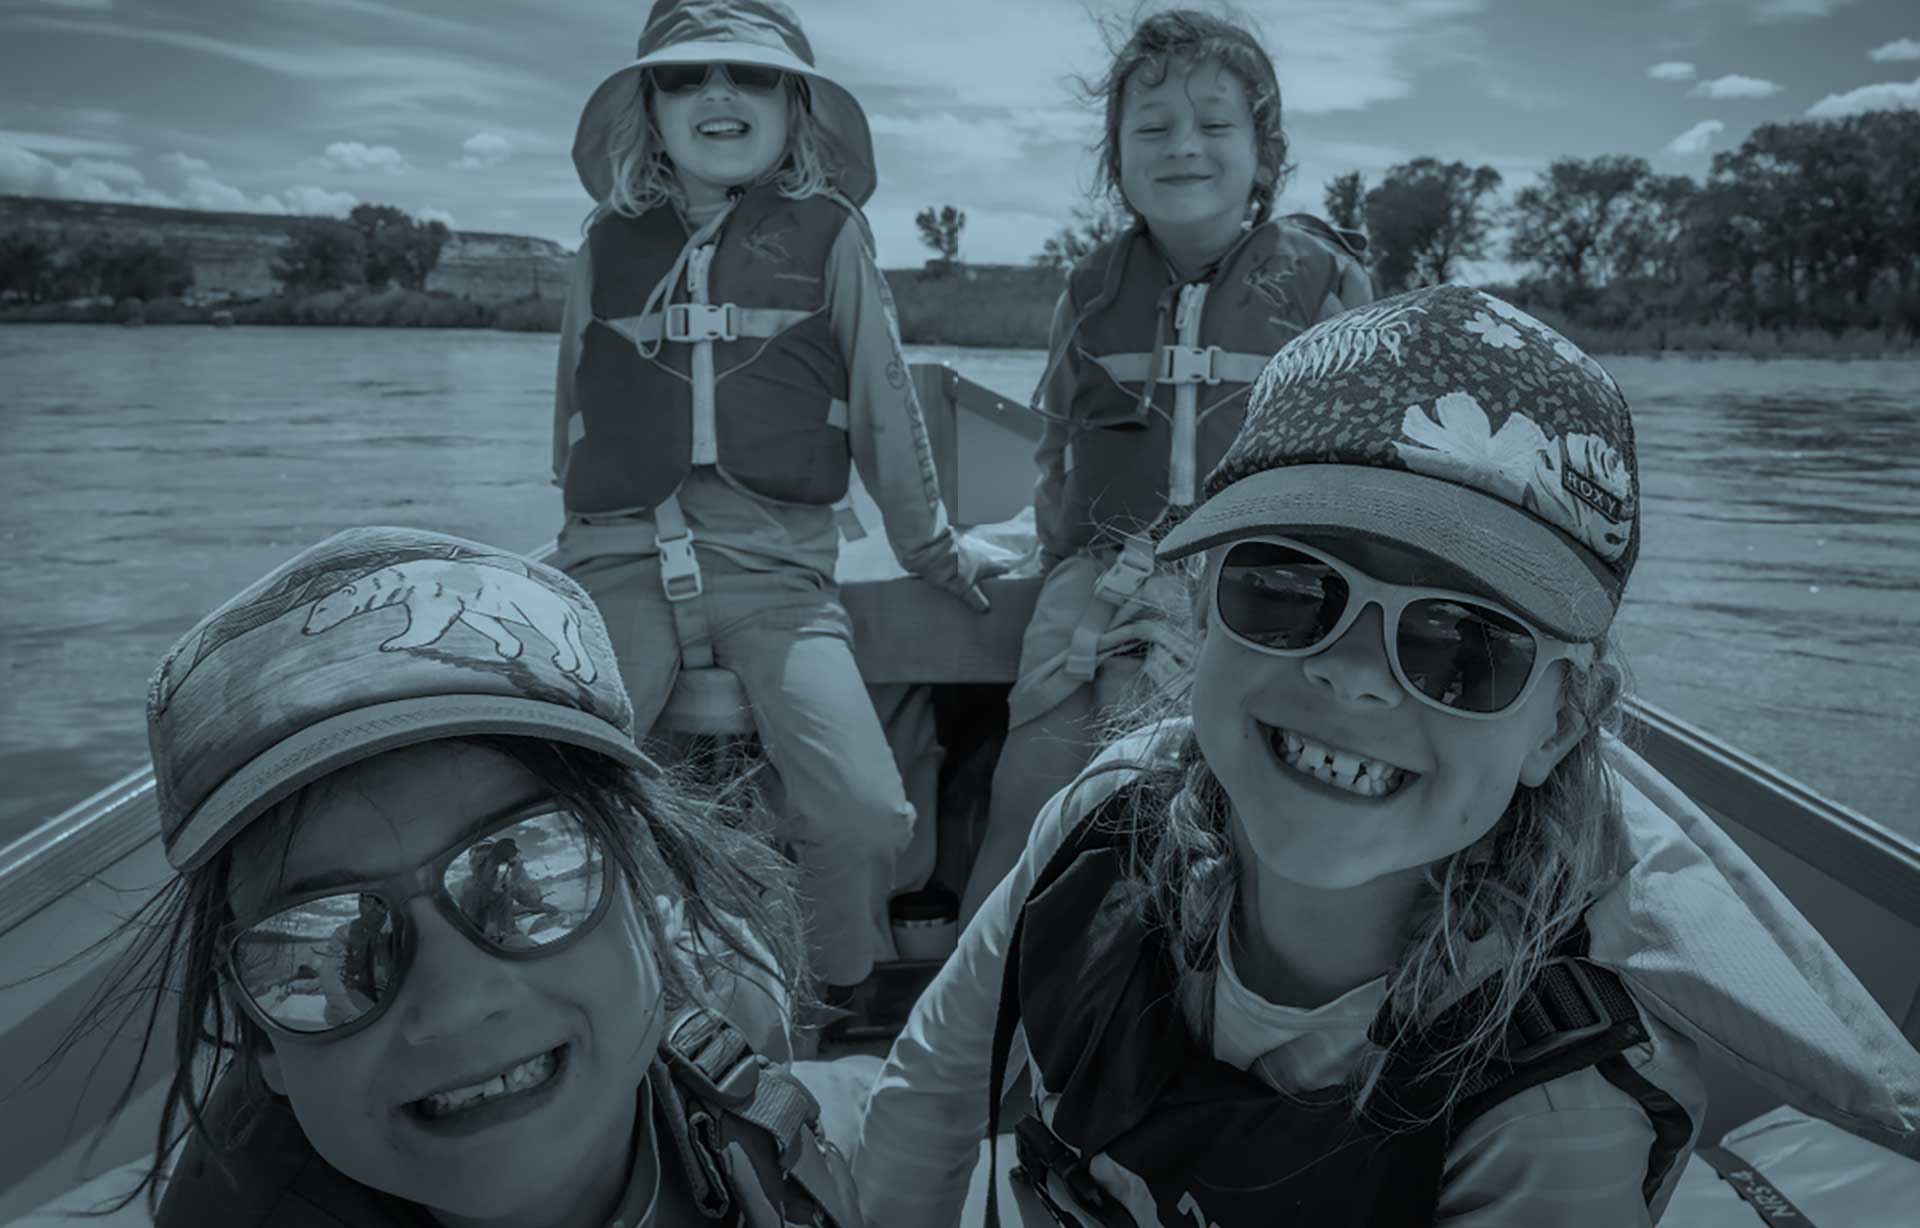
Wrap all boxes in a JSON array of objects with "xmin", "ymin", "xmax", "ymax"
[
  {"xmin": 1030, "ymin": 109, "xmax": 1920, "ymax": 337},
  {"xmin": 0, "ymin": 203, "xmax": 451, "ymax": 305}
]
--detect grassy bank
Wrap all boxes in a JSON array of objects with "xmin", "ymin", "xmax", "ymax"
[
  {"xmin": 6, "ymin": 273, "xmax": 1918, "ymax": 358},
  {"xmin": 0, "ymin": 288, "xmax": 562, "ymax": 330}
]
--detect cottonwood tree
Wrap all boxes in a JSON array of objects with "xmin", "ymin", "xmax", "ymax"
[
  {"xmin": 1034, "ymin": 198, "xmax": 1130, "ymax": 271},
  {"xmin": 915, "ymin": 204, "xmax": 966, "ymax": 274},
  {"xmin": 1362, "ymin": 158, "xmax": 1503, "ymax": 292}
]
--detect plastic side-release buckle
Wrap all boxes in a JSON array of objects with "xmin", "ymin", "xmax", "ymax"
[
  {"xmin": 1158, "ymin": 343, "xmax": 1224, "ymax": 385},
  {"xmin": 665, "ymin": 301, "xmax": 739, "ymax": 343},
  {"xmin": 1091, "ymin": 542, "xmax": 1156, "ymax": 606},
  {"xmin": 1508, "ymin": 956, "xmax": 1616, "ymax": 1064},
  {"xmin": 657, "ymin": 529, "xmax": 703, "ymax": 602}
]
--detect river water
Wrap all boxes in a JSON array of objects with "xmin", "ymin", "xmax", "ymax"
[{"xmin": 2, "ymin": 326, "xmax": 1916, "ymax": 845}]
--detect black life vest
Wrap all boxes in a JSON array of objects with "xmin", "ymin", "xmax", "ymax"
[
  {"xmin": 155, "ymin": 1006, "xmax": 862, "ymax": 1228},
  {"xmin": 985, "ymin": 787, "xmax": 1693, "ymax": 1227},
  {"xmin": 1047, "ymin": 215, "xmax": 1367, "ymax": 550},
  {"xmin": 564, "ymin": 187, "xmax": 855, "ymax": 516}
]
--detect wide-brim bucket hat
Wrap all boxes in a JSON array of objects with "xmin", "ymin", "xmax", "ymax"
[{"xmin": 572, "ymin": 0, "xmax": 877, "ymax": 207}]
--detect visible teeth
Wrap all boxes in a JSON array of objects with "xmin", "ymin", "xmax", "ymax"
[
  {"xmin": 1267, "ymin": 727, "xmax": 1408, "ymax": 798},
  {"xmin": 698, "ymin": 119, "xmax": 748, "ymax": 135},
  {"xmin": 417, "ymin": 1050, "xmax": 557, "ymax": 1120}
]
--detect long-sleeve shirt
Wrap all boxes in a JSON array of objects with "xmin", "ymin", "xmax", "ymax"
[
  {"xmin": 852, "ymin": 724, "xmax": 1708, "ymax": 1228},
  {"xmin": 552, "ymin": 200, "xmax": 972, "ymax": 593}
]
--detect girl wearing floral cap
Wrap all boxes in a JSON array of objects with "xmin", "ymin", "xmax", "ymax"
[
  {"xmin": 958, "ymin": 8, "xmax": 1374, "ymax": 924},
  {"xmin": 855, "ymin": 286, "xmax": 1920, "ymax": 1226},
  {"xmin": 75, "ymin": 526, "xmax": 863, "ymax": 1226},
  {"xmin": 555, "ymin": 0, "xmax": 1008, "ymax": 994}
]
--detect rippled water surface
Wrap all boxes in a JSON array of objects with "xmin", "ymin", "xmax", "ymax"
[{"xmin": 2, "ymin": 327, "xmax": 1915, "ymax": 844}]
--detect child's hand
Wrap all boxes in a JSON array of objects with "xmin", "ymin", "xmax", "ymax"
[{"xmin": 917, "ymin": 532, "xmax": 1017, "ymax": 614}]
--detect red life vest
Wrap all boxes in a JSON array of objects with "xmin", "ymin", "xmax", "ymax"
[
  {"xmin": 564, "ymin": 187, "xmax": 855, "ymax": 516},
  {"xmin": 1050, "ymin": 215, "xmax": 1366, "ymax": 550},
  {"xmin": 985, "ymin": 787, "xmax": 1693, "ymax": 1228}
]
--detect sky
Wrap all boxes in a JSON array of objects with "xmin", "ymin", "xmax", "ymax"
[{"xmin": 1, "ymin": 0, "xmax": 1916, "ymax": 270}]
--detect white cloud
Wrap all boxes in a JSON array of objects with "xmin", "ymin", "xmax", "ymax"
[
  {"xmin": 161, "ymin": 151, "xmax": 213, "ymax": 175},
  {"xmin": 1648, "ymin": 61, "xmax": 1696, "ymax": 81},
  {"xmin": 0, "ymin": 129, "xmax": 135, "ymax": 157},
  {"xmin": 1665, "ymin": 119, "xmax": 1727, "ymax": 156},
  {"xmin": 1869, "ymin": 38, "xmax": 1920, "ymax": 63},
  {"xmin": 1691, "ymin": 73, "xmax": 1782, "ymax": 99},
  {"xmin": 0, "ymin": 141, "xmax": 171, "ymax": 204},
  {"xmin": 276, "ymin": 185, "xmax": 359, "ymax": 216},
  {"xmin": 1750, "ymin": 0, "xmax": 1859, "ymax": 20},
  {"xmin": 1806, "ymin": 76, "xmax": 1920, "ymax": 117},
  {"xmin": 417, "ymin": 206, "xmax": 456, "ymax": 228},
  {"xmin": 322, "ymin": 141, "xmax": 412, "ymax": 175},
  {"xmin": 452, "ymin": 131, "xmax": 514, "ymax": 170}
]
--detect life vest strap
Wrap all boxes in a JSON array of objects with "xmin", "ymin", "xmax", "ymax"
[
  {"xmin": 602, "ymin": 306, "xmax": 816, "ymax": 347},
  {"xmin": 656, "ymin": 1006, "xmax": 862, "ymax": 1227},
  {"xmin": 1506, "ymin": 954, "xmax": 1639, "ymax": 1063},
  {"xmin": 651, "ymin": 493, "xmax": 714, "ymax": 670},
  {"xmin": 1091, "ymin": 348, "xmax": 1270, "ymax": 387},
  {"xmin": 1065, "ymin": 537, "xmax": 1157, "ymax": 681}
]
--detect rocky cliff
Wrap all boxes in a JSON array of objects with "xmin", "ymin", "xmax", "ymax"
[{"xmin": 0, "ymin": 196, "xmax": 575, "ymax": 304}]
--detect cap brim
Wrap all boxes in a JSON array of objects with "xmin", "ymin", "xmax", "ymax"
[
  {"xmin": 165, "ymin": 695, "xmax": 659, "ymax": 871},
  {"xmin": 1158, "ymin": 464, "xmax": 1620, "ymax": 641},
  {"xmin": 572, "ymin": 47, "xmax": 876, "ymax": 206}
]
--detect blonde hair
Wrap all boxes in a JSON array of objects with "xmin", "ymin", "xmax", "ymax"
[
  {"xmin": 1085, "ymin": 569, "xmax": 1632, "ymax": 1127},
  {"xmin": 587, "ymin": 73, "xmax": 840, "ymax": 228}
]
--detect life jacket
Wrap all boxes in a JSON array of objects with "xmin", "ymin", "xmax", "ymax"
[
  {"xmin": 1047, "ymin": 214, "xmax": 1368, "ymax": 551},
  {"xmin": 985, "ymin": 784, "xmax": 1692, "ymax": 1228},
  {"xmin": 563, "ymin": 186, "xmax": 856, "ymax": 516},
  {"xmin": 154, "ymin": 1006, "xmax": 862, "ymax": 1228}
]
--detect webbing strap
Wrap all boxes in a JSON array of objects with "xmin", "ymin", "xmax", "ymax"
[
  {"xmin": 1065, "ymin": 538, "xmax": 1156, "ymax": 681},
  {"xmin": 601, "ymin": 306, "xmax": 814, "ymax": 346},
  {"xmin": 1089, "ymin": 349, "xmax": 1269, "ymax": 386},
  {"xmin": 1695, "ymin": 1145, "xmax": 1816, "ymax": 1227},
  {"xmin": 1167, "ymin": 284, "xmax": 1207, "ymax": 508},
  {"xmin": 652, "ymin": 493, "xmax": 714, "ymax": 669}
]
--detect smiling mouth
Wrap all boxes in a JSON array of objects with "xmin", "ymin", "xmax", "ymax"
[
  {"xmin": 696, "ymin": 117, "xmax": 752, "ymax": 137},
  {"xmin": 407, "ymin": 1044, "xmax": 566, "ymax": 1122},
  {"xmin": 1261, "ymin": 723, "xmax": 1416, "ymax": 799},
  {"xmin": 1158, "ymin": 173, "xmax": 1211, "ymax": 183}
]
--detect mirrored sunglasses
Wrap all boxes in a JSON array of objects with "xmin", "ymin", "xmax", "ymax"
[
  {"xmin": 222, "ymin": 804, "xmax": 611, "ymax": 1040},
  {"xmin": 1211, "ymin": 537, "xmax": 1590, "ymax": 718}
]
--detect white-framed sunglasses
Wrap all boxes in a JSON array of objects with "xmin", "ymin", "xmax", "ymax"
[{"xmin": 1208, "ymin": 536, "xmax": 1593, "ymax": 719}]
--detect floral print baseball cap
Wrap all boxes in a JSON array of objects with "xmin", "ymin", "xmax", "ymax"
[
  {"xmin": 1157, "ymin": 284, "xmax": 1639, "ymax": 642},
  {"xmin": 148, "ymin": 527, "xmax": 657, "ymax": 871}
]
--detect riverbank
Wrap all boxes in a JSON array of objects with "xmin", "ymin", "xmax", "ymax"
[{"xmin": 5, "ymin": 274, "xmax": 1917, "ymax": 358}]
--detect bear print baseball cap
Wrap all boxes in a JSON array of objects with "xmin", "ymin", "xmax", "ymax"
[{"xmin": 148, "ymin": 526, "xmax": 658, "ymax": 871}]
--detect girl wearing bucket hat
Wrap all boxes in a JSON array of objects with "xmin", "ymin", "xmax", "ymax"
[
  {"xmin": 65, "ymin": 527, "xmax": 866, "ymax": 1227},
  {"xmin": 855, "ymin": 286, "xmax": 1920, "ymax": 1226},
  {"xmin": 552, "ymin": 0, "xmax": 1009, "ymax": 998},
  {"xmin": 957, "ymin": 8, "xmax": 1375, "ymax": 927}
]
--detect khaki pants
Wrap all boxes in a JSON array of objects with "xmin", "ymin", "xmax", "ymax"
[{"xmin": 557, "ymin": 542, "xmax": 915, "ymax": 987}]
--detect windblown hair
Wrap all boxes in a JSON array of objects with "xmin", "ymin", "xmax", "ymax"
[
  {"xmin": 50, "ymin": 736, "xmax": 808, "ymax": 1217},
  {"xmin": 1081, "ymin": 6, "xmax": 1294, "ymax": 227},
  {"xmin": 1079, "ymin": 566, "xmax": 1632, "ymax": 1127},
  {"xmin": 587, "ymin": 73, "xmax": 840, "ymax": 228}
]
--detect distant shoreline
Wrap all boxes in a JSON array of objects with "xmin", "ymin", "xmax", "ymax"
[{"xmin": 5, "ymin": 279, "xmax": 1917, "ymax": 360}]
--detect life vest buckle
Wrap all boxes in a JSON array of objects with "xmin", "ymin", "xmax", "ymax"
[
  {"xmin": 1159, "ymin": 343, "xmax": 1224, "ymax": 385},
  {"xmin": 665, "ymin": 301, "xmax": 739, "ymax": 343},
  {"xmin": 657, "ymin": 529, "xmax": 703, "ymax": 602},
  {"xmin": 1508, "ymin": 955, "xmax": 1615, "ymax": 1063},
  {"xmin": 1091, "ymin": 540, "xmax": 1156, "ymax": 606}
]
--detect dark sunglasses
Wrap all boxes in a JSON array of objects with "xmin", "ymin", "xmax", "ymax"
[
  {"xmin": 1210, "ymin": 537, "xmax": 1591, "ymax": 719},
  {"xmin": 221, "ymin": 803, "xmax": 612, "ymax": 1041},
  {"xmin": 648, "ymin": 61, "xmax": 787, "ymax": 96}
]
